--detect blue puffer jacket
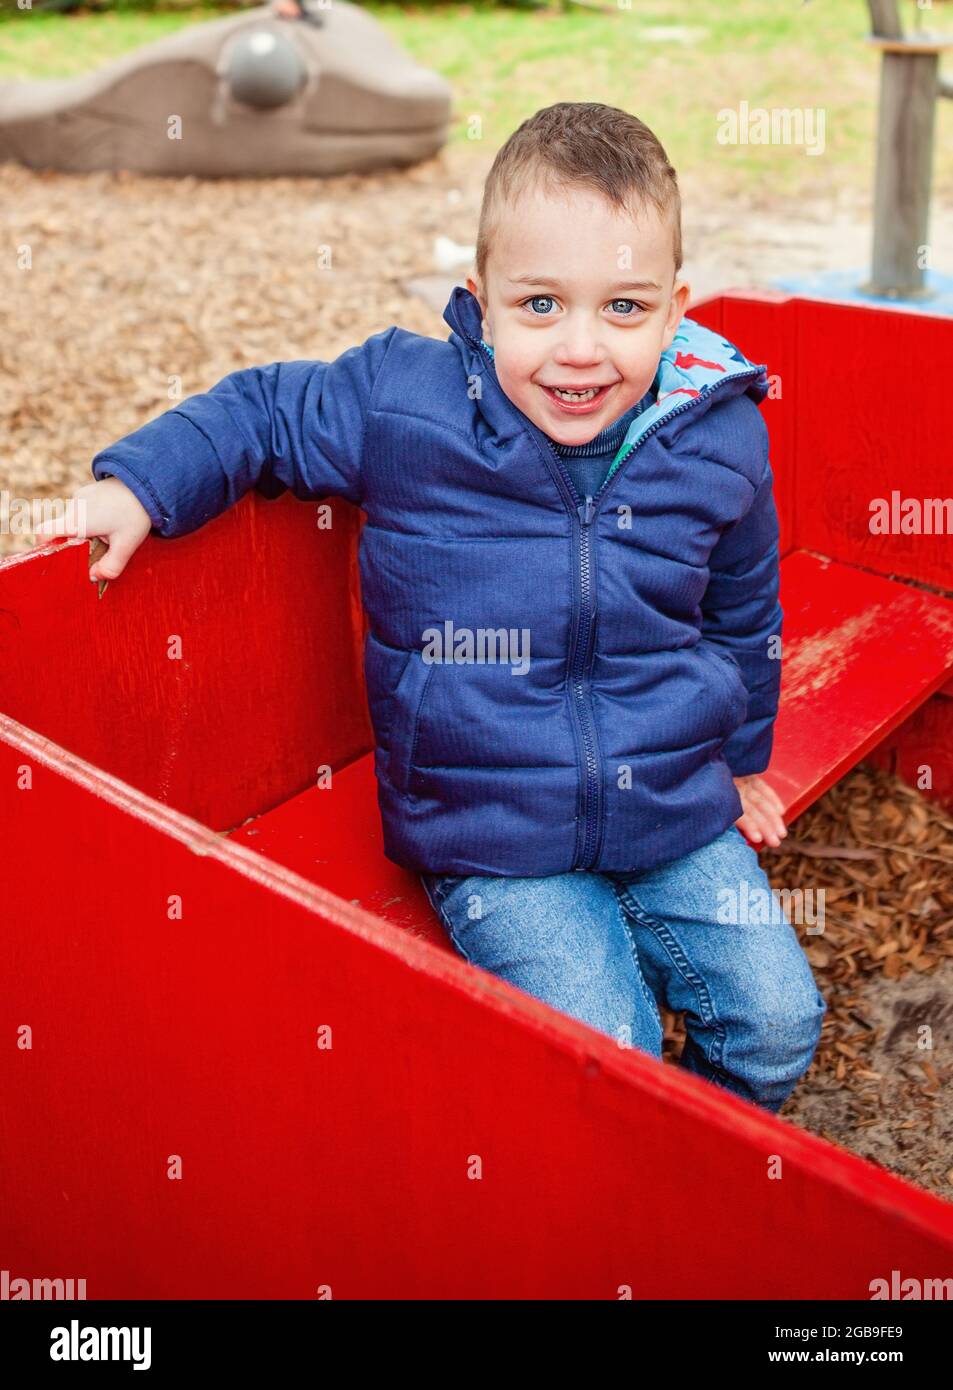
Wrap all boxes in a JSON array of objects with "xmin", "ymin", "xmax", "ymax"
[{"xmin": 91, "ymin": 285, "xmax": 781, "ymax": 877}]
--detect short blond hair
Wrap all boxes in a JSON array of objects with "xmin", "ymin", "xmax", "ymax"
[{"xmin": 475, "ymin": 102, "xmax": 682, "ymax": 286}]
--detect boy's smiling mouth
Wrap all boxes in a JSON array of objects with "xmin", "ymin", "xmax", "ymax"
[{"xmin": 539, "ymin": 382, "xmax": 617, "ymax": 414}]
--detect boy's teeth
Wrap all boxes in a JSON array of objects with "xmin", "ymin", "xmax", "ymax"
[{"xmin": 552, "ymin": 386, "xmax": 599, "ymax": 401}]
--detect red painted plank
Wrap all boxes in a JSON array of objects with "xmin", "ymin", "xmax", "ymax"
[
  {"xmin": 769, "ymin": 550, "xmax": 953, "ymax": 819},
  {"xmin": 0, "ymin": 494, "xmax": 373, "ymax": 832},
  {"xmin": 3, "ymin": 712, "xmax": 953, "ymax": 1299},
  {"xmin": 792, "ymin": 298, "xmax": 953, "ymax": 590},
  {"xmin": 866, "ymin": 691, "xmax": 953, "ymax": 810},
  {"xmin": 229, "ymin": 752, "xmax": 446, "ymax": 947},
  {"xmin": 686, "ymin": 290, "xmax": 723, "ymax": 332}
]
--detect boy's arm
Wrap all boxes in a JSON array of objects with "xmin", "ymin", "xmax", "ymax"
[
  {"xmin": 700, "ymin": 444, "xmax": 783, "ymax": 779},
  {"xmin": 90, "ymin": 327, "xmax": 398, "ymax": 538}
]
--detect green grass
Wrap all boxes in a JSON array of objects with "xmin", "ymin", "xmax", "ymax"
[
  {"xmin": 1, "ymin": 1, "xmax": 950, "ymax": 199},
  {"xmin": 0, "ymin": 5, "xmax": 233, "ymax": 72}
]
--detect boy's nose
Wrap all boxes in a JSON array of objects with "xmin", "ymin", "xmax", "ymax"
[{"xmin": 552, "ymin": 324, "xmax": 607, "ymax": 367}]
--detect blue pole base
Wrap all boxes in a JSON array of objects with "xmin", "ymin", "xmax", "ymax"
[{"xmin": 770, "ymin": 267, "xmax": 953, "ymax": 318}]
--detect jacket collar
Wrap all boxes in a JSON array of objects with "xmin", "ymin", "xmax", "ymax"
[{"xmin": 442, "ymin": 283, "xmax": 485, "ymax": 345}]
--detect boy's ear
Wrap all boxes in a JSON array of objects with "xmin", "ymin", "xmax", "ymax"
[
  {"xmin": 466, "ymin": 274, "xmax": 491, "ymax": 341},
  {"xmin": 661, "ymin": 279, "xmax": 691, "ymax": 350}
]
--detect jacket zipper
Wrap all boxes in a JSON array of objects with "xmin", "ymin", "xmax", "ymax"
[
  {"xmin": 551, "ymin": 451, "xmax": 601, "ymax": 868},
  {"xmin": 575, "ymin": 501, "xmax": 600, "ymax": 865},
  {"xmin": 466, "ymin": 325, "xmax": 761, "ymax": 869}
]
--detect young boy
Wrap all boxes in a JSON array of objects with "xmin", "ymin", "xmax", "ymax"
[{"xmin": 38, "ymin": 103, "xmax": 826, "ymax": 1114}]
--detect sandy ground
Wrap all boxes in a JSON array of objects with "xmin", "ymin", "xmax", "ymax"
[
  {"xmin": 782, "ymin": 957, "xmax": 953, "ymax": 1186},
  {"xmin": 1, "ymin": 148, "xmax": 952, "ymax": 1201}
]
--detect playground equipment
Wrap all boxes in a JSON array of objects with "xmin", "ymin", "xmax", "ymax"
[
  {"xmin": 2, "ymin": 289, "xmax": 953, "ymax": 1298},
  {"xmin": 864, "ymin": 1, "xmax": 953, "ymax": 299},
  {"xmin": 0, "ymin": 2, "xmax": 451, "ymax": 177}
]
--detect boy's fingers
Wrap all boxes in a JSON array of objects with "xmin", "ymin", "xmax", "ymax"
[
  {"xmin": 749, "ymin": 786, "xmax": 788, "ymax": 837},
  {"xmin": 737, "ymin": 809, "xmax": 785, "ymax": 846},
  {"xmin": 35, "ymin": 500, "xmax": 99, "ymax": 539},
  {"xmin": 747, "ymin": 781, "xmax": 784, "ymax": 818},
  {"xmin": 34, "ymin": 514, "xmax": 78, "ymax": 538},
  {"xmin": 745, "ymin": 800, "xmax": 786, "ymax": 843},
  {"xmin": 90, "ymin": 534, "xmax": 136, "ymax": 581},
  {"xmin": 735, "ymin": 813, "xmax": 762, "ymax": 843}
]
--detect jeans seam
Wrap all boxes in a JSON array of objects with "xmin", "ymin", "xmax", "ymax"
[
  {"xmin": 420, "ymin": 872, "xmax": 448, "ymax": 905},
  {"xmin": 613, "ymin": 895, "xmax": 663, "ymax": 1033},
  {"xmin": 420, "ymin": 875, "xmax": 474, "ymax": 963},
  {"xmin": 615, "ymin": 883, "xmax": 730, "ymax": 1078}
]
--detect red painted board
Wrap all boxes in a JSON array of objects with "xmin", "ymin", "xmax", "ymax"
[
  {"xmin": 866, "ymin": 689, "xmax": 953, "ymax": 811},
  {"xmin": 793, "ymin": 298, "xmax": 953, "ymax": 590},
  {"xmin": 3, "ymin": 712, "xmax": 953, "ymax": 1299},
  {"xmin": 0, "ymin": 493, "xmax": 372, "ymax": 832},
  {"xmin": 686, "ymin": 290, "xmax": 723, "ymax": 332},
  {"xmin": 767, "ymin": 551, "xmax": 953, "ymax": 820},
  {"xmin": 228, "ymin": 751, "xmax": 447, "ymax": 948}
]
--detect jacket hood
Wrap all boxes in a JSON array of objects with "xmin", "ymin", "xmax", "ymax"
[{"xmin": 442, "ymin": 284, "xmax": 770, "ymax": 465}]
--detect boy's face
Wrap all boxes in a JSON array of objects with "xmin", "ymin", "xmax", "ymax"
[{"xmin": 467, "ymin": 183, "xmax": 690, "ymax": 445}]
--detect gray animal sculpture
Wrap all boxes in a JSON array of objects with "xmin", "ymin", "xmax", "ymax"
[{"xmin": 0, "ymin": 2, "xmax": 452, "ymax": 177}]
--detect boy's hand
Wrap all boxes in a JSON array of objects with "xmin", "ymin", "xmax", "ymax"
[
  {"xmin": 733, "ymin": 773, "xmax": 787, "ymax": 848},
  {"xmin": 33, "ymin": 478, "xmax": 153, "ymax": 583}
]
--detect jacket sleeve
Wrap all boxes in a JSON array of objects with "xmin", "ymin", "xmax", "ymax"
[
  {"xmin": 90, "ymin": 326, "xmax": 397, "ymax": 538},
  {"xmin": 700, "ymin": 442, "xmax": 783, "ymax": 778}
]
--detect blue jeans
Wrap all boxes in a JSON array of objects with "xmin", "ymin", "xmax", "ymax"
[{"xmin": 420, "ymin": 826, "xmax": 827, "ymax": 1113}]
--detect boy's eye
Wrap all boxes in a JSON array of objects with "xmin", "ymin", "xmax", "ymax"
[
  {"xmin": 524, "ymin": 295, "xmax": 557, "ymax": 316},
  {"xmin": 520, "ymin": 296, "xmax": 647, "ymax": 317}
]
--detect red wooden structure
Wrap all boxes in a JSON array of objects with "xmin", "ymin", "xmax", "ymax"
[{"xmin": 2, "ymin": 290, "xmax": 952, "ymax": 1299}]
